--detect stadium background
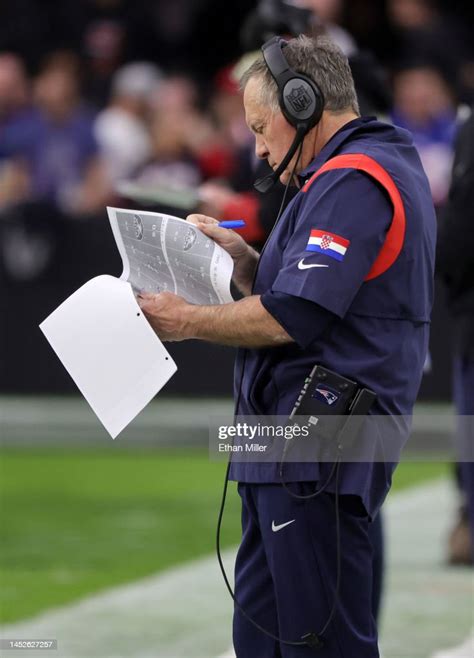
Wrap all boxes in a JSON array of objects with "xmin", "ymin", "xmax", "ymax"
[{"xmin": 0, "ymin": 1, "xmax": 473, "ymax": 657}]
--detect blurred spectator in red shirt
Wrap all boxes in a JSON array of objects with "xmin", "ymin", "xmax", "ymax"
[{"xmin": 197, "ymin": 65, "xmax": 265, "ymax": 244}]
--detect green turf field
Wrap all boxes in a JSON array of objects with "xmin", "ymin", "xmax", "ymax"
[{"xmin": 0, "ymin": 448, "xmax": 450, "ymax": 624}]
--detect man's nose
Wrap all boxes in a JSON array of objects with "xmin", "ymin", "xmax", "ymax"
[{"xmin": 255, "ymin": 135, "xmax": 269, "ymax": 160}]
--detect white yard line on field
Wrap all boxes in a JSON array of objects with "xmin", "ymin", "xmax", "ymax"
[
  {"xmin": 1, "ymin": 479, "xmax": 472, "ymax": 658},
  {"xmin": 0, "ymin": 551, "xmax": 236, "ymax": 658}
]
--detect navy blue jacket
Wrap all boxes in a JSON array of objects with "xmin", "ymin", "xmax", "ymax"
[{"xmin": 229, "ymin": 117, "xmax": 436, "ymax": 517}]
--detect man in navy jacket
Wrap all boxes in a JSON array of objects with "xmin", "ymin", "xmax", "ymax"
[{"xmin": 140, "ymin": 35, "xmax": 436, "ymax": 658}]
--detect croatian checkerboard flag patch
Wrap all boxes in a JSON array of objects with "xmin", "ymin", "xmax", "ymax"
[{"xmin": 306, "ymin": 229, "xmax": 350, "ymax": 262}]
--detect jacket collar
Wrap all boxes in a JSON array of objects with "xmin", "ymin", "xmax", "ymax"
[{"xmin": 297, "ymin": 116, "xmax": 378, "ymax": 184}]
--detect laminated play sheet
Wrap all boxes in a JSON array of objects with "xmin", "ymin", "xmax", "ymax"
[{"xmin": 108, "ymin": 207, "xmax": 234, "ymax": 305}]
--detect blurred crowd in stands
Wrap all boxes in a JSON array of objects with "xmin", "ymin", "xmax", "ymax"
[
  {"xmin": 0, "ymin": 0, "xmax": 473, "ymax": 284},
  {"xmin": 0, "ymin": 0, "xmax": 473, "ymax": 386}
]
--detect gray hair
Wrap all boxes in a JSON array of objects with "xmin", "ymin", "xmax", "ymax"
[{"xmin": 240, "ymin": 34, "xmax": 359, "ymax": 116}]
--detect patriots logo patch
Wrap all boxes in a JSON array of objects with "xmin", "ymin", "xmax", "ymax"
[{"xmin": 313, "ymin": 384, "xmax": 340, "ymax": 406}]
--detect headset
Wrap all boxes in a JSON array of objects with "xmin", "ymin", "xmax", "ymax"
[{"xmin": 254, "ymin": 36, "xmax": 325, "ymax": 193}]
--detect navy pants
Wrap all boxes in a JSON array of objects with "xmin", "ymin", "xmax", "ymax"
[
  {"xmin": 453, "ymin": 355, "xmax": 474, "ymax": 557},
  {"xmin": 368, "ymin": 512, "xmax": 384, "ymax": 623},
  {"xmin": 233, "ymin": 483, "xmax": 379, "ymax": 657}
]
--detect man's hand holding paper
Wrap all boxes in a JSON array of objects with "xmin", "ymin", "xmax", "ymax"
[
  {"xmin": 138, "ymin": 290, "xmax": 194, "ymax": 342},
  {"xmin": 186, "ymin": 213, "xmax": 259, "ymax": 296}
]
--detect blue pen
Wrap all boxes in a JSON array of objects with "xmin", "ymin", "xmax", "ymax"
[{"xmin": 218, "ymin": 220, "xmax": 247, "ymax": 229}]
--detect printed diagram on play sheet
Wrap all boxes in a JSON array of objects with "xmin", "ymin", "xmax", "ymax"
[{"xmin": 108, "ymin": 207, "xmax": 234, "ymax": 305}]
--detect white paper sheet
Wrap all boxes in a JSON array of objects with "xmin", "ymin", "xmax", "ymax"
[{"xmin": 39, "ymin": 275, "xmax": 177, "ymax": 438}]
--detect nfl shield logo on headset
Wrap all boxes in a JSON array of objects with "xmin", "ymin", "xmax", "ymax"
[{"xmin": 287, "ymin": 85, "xmax": 313, "ymax": 113}]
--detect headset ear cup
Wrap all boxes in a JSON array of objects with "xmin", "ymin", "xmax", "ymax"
[
  {"xmin": 281, "ymin": 76, "xmax": 324, "ymax": 130},
  {"xmin": 261, "ymin": 37, "xmax": 324, "ymax": 132}
]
